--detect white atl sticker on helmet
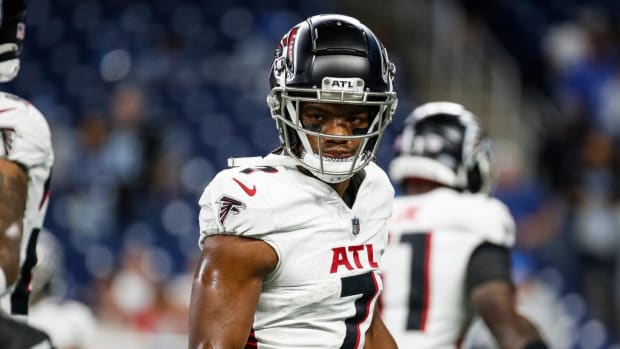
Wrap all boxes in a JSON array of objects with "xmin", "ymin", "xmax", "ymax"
[{"xmin": 322, "ymin": 77, "xmax": 364, "ymax": 93}]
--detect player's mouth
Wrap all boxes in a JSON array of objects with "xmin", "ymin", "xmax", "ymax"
[{"xmin": 323, "ymin": 150, "xmax": 354, "ymax": 159}]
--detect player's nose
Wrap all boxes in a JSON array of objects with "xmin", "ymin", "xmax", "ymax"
[{"xmin": 322, "ymin": 116, "xmax": 353, "ymax": 137}]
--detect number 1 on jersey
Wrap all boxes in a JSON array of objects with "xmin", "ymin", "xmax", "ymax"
[{"xmin": 400, "ymin": 232, "xmax": 432, "ymax": 331}]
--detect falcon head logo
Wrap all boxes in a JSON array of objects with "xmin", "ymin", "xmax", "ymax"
[
  {"xmin": 217, "ymin": 195, "xmax": 246, "ymax": 225},
  {"xmin": 0, "ymin": 127, "xmax": 16, "ymax": 156}
]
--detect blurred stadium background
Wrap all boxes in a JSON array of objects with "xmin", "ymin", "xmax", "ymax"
[{"xmin": 8, "ymin": 0, "xmax": 620, "ymax": 347}]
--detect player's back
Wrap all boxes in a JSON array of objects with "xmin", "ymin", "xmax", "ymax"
[{"xmin": 382, "ymin": 187, "xmax": 515, "ymax": 349}]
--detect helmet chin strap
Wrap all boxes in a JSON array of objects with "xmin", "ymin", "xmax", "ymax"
[
  {"xmin": 314, "ymin": 172, "xmax": 353, "ymax": 184},
  {"xmin": 302, "ymin": 155, "xmax": 355, "ymax": 183},
  {"xmin": 297, "ymin": 147, "xmax": 369, "ymax": 183}
]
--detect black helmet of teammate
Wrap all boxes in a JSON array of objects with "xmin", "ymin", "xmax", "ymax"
[{"xmin": 390, "ymin": 102, "xmax": 492, "ymax": 194}]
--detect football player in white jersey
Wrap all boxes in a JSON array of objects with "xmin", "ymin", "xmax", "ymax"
[
  {"xmin": 0, "ymin": 0, "xmax": 55, "ymax": 348},
  {"xmin": 382, "ymin": 102, "xmax": 548, "ymax": 349},
  {"xmin": 189, "ymin": 14, "xmax": 399, "ymax": 349}
]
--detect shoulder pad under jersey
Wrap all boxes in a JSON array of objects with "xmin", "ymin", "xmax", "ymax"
[
  {"xmin": 198, "ymin": 166, "xmax": 279, "ymax": 244},
  {"xmin": 393, "ymin": 189, "xmax": 515, "ymax": 247},
  {"xmin": 359, "ymin": 162, "xmax": 395, "ymax": 220},
  {"xmin": 0, "ymin": 93, "xmax": 53, "ymax": 170}
]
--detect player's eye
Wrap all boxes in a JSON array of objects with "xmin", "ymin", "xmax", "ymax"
[
  {"xmin": 348, "ymin": 114, "xmax": 369, "ymax": 127},
  {"xmin": 303, "ymin": 113, "xmax": 325, "ymax": 124}
]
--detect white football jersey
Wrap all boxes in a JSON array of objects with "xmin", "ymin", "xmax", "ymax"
[
  {"xmin": 382, "ymin": 188, "xmax": 515, "ymax": 349},
  {"xmin": 0, "ymin": 92, "xmax": 53, "ymax": 313},
  {"xmin": 198, "ymin": 154, "xmax": 394, "ymax": 349}
]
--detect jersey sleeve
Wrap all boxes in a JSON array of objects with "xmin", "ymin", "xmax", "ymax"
[
  {"xmin": 465, "ymin": 243, "xmax": 513, "ymax": 294},
  {"xmin": 197, "ymin": 169, "xmax": 277, "ymax": 248},
  {"xmin": 0, "ymin": 96, "xmax": 53, "ymax": 171}
]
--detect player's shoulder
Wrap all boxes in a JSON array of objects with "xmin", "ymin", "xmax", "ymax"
[
  {"xmin": 198, "ymin": 155, "xmax": 300, "ymax": 242},
  {"xmin": 362, "ymin": 161, "xmax": 395, "ymax": 196},
  {"xmin": 0, "ymin": 92, "xmax": 49, "ymax": 130},
  {"xmin": 357, "ymin": 162, "xmax": 394, "ymax": 216},
  {"xmin": 364, "ymin": 161, "xmax": 392, "ymax": 185},
  {"xmin": 394, "ymin": 188, "xmax": 515, "ymax": 246},
  {"xmin": 0, "ymin": 93, "xmax": 53, "ymax": 168},
  {"xmin": 443, "ymin": 190, "xmax": 515, "ymax": 246},
  {"xmin": 199, "ymin": 154, "xmax": 300, "ymax": 206},
  {"xmin": 0, "ymin": 92, "xmax": 29, "ymax": 109},
  {"xmin": 212, "ymin": 155, "xmax": 295, "ymax": 185},
  {"xmin": 441, "ymin": 189, "xmax": 510, "ymax": 215}
]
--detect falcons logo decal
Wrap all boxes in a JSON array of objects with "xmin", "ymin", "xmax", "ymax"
[
  {"xmin": 217, "ymin": 195, "xmax": 246, "ymax": 225},
  {"xmin": 0, "ymin": 127, "xmax": 15, "ymax": 156}
]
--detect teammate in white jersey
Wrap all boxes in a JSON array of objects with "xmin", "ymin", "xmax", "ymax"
[
  {"xmin": 189, "ymin": 14, "xmax": 399, "ymax": 349},
  {"xmin": 0, "ymin": 0, "xmax": 55, "ymax": 348},
  {"xmin": 382, "ymin": 102, "xmax": 547, "ymax": 349}
]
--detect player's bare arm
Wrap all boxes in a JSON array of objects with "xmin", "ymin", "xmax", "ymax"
[
  {"xmin": 467, "ymin": 242, "xmax": 546, "ymax": 349},
  {"xmin": 189, "ymin": 234, "xmax": 278, "ymax": 349},
  {"xmin": 471, "ymin": 280, "xmax": 545, "ymax": 349},
  {"xmin": 0, "ymin": 158, "xmax": 27, "ymax": 288},
  {"xmin": 363, "ymin": 303, "xmax": 398, "ymax": 349}
]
